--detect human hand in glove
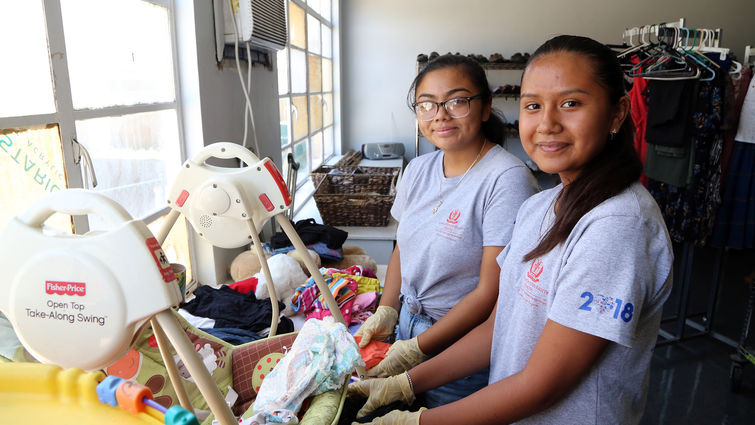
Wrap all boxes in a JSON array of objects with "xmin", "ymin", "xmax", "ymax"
[
  {"xmin": 348, "ymin": 372, "xmax": 415, "ymax": 418},
  {"xmin": 367, "ymin": 337, "xmax": 426, "ymax": 378},
  {"xmin": 351, "ymin": 408, "xmax": 427, "ymax": 425},
  {"xmin": 355, "ymin": 305, "xmax": 398, "ymax": 347}
]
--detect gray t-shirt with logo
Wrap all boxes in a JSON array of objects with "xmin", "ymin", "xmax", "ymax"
[
  {"xmin": 391, "ymin": 145, "xmax": 538, "ymax": 321},
  {"xmin": 490, "ymin": 182, "xmax": 673, "ymax": 424}
]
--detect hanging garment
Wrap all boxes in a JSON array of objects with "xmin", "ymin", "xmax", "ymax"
[
  {"xmin": 644, "ymin": 142, "xmax": 694, "ymax": 187},
  {"xmin": 734, "ymin": 71, "xmax": 755, "ymax": 144},
  {"xmin": 645, "ymin": 79, "xmax": 697, "ymax": 147},
  {"xmin": 648, "ymin": 72, "xmax": 725, "ymax": 245},
  {"xmin": 710, "ymin": 141, "xmax": 755, "ymax": 248},
  {"xmin": 629, "ymin": 57, "xmax": 650, "ymax": 186},
  {"xmin": 721, "ymin": 67, "xmax": 753, "ymax": 188}
]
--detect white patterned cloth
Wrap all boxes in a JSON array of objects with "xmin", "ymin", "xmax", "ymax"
[{"xmin": 251, "ymin": 316, "xmax": 364, "ymax": 424}]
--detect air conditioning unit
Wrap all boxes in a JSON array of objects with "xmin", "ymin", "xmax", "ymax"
[{"xmin": 214, "ymin": 0, "xmax": 288, "ymax": 61}]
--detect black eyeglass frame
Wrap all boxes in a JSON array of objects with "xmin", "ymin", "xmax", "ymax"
[{"xmin": 411, "ymin": 94, "xmax": 485, "ymax": 121}]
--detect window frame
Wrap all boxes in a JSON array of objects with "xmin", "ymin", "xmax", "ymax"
[
  {"xmin": 278, "ymin": 0, "xmax": 338, "ymax": 195},
  {"xmin": 0, "ymin": 0, "xmax": 185, "ymax": 233}
]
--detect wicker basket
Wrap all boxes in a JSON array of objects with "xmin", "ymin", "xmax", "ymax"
[
  {"xmin": 313, "ymin": 169, "xmax": 400, "ymax": 227},
  {"xmin": 310, "ymin": 150, "xmax": 363, "ymax": 187}
]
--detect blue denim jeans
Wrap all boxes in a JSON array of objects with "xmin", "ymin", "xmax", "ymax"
[{"xmin": 397, "ymin": 302, "xmax": 490, "ymax": 408}]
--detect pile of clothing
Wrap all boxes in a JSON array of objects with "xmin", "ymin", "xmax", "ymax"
[{"xmin": 291, "ymin": 265, "xmax": 381, "ymax": 332}]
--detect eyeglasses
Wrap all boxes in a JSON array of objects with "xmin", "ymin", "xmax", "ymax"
[{"xmin": 412, "ymin": 95, "xmax": 483, "ymax": 121}]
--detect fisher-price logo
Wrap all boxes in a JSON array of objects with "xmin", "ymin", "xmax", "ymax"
[
  {"xmin": 527, "ymin": 259, "xmax": 544, "ymax": 282},
  {"xmin": 45, "ymin": 281, "xmax": 86, "ymax": 296}
]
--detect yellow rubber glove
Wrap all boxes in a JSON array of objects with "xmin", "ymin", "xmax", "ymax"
[
  {"xmin": 367, "ymin": 337, "xmax": 426, "ymax": 378},
  {"xmin": 348, "ymin": 372, "xmax": 415, "ymax": 418},
  {"xmin": 355, "ymin": 305, "xmax": 398, "ymax": 347},
  {"xmin": 352, "ymin": 408, "xmax": 427, "ymax": 425}
]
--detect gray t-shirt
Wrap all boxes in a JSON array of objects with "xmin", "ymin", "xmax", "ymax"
[
  {"xmin": 391, "ymin": 145, "xmax": 538, "ymax": 321},
  {"xmin": 489, "ymin": 182, "xmax": 673, "ymax": 425}
]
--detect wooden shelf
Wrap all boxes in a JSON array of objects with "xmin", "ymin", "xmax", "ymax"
[{"xmin": 482, "ymin": 62, "xmax": 526, "ymax": 70}]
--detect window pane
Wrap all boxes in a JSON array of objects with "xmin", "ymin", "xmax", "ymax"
[
  {"xmin": 76, "ymin": 110, "xmax": 181, "ymax": 229},
  {"xmin": 0, "ymin": 126, "xmax": 70, "ymax": 231},
  {"xmin": 322, "ymin": 58, "xmax": 333, "ymax": 91},
  {"xmin": 61, "ymin": 0, "xmax": 175, "ymax": 109},
  {"xmin": 294, "ymin": 139, "xmax": 309, "ymax": 178},
  {"xmin": 308, "ymin": 0, "xmax": 322, "ymax": 16},
  {"xmin": 289, "ymin": 1, "xmax": 306, "ymax": 49},
  {"xmin": 307, "ymin": 15, "xmax": 321, "ymax": 55},
  {"xmin": 324, "ymin": 126, "xmax": 334, "ymax": 158},
  {"xmin": 291, "ymin": 49, "xmax": 307, "ymax": 93},
  {"xmin": 321, "ymin": 0, "xmax": 331, "ymax": 23},
  {"xmin": 0, "ymin": 2, "xmax": 55, "ymax": 117},
  {"xmin": 308, "ymin": 55, "xmax": 322, "ymax": 92},
  {"xmin": 280, "ymin": 146, "xmax": 293, "ymax": 189},
  {"xmin": 291, "ymin": 96, "xmax": 309, "ymax": 142},
  {"xmin": 277, "ymin": 49, "xmax": 289, "ymax": 95},
  {"xmin": 324, "ymin": 93, "xmax": 334, "ymax": 127},
  {"xmin": 310, "ymin": 94, "xmax": 323, "ymax": 132},
  {"xmin": 147, "ymin": 215, "xmax": 192, "ymax": 285},
  {"xmin": 311, "ymin": 131, "xmax": 323, "ymax": 169},
  {"xmin": 279, "ymin": 98, "xmax": 291, "ymax": 148},
  {"xmin": 322, "ymin": 26, "xmax": 332, "ymax": 58}
]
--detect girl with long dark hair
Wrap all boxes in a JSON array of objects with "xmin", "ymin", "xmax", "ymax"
[{"xmin": 349, "ymin": 35, "xmax": 674, "ymax": 425}]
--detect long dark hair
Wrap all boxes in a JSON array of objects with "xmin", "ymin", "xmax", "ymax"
[
  {"xmin": 523, "ymin": 35, "xmax": 642, "ymax": 262},
  {"xmin": 407, "ymin": 54, "xmax": 506, "ymax": 145}
]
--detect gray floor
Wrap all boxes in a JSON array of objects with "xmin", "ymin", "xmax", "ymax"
[
  {"xmin": 641, "ymin": 247, "xmax": 755, "ymax": 425},
  {"xmin": 641, "ymin": 336, "xmax": 755, "ymax": 425}
]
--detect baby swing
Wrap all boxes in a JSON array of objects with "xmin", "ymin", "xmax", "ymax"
[{"xmin": 0, "ymin": 142, "xmax": 364, "ymax": 424}]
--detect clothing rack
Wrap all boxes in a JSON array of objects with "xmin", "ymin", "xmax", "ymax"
[
  {"xmin": 621, "ymin": 18, "xmax": 731, "ymax": 61},
  {"xmin": 657, "ymin": 245, "xmax": 739, "ymax": 348},
  {"xmin": 621, "ymin": 18, "xmax": 685, "ymax": 44},
  {"xmin": 657, "ymin": 26, "xmax": 729, "ymax": 60},
  {"xmin": 622, "ymin": 19, "xmax": 742, "ymax": 348}
]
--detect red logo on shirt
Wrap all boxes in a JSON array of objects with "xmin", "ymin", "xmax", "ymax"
[
  {"xmin": 446, "ymin": 209, "xmax": 461, "ymax": 224},
  {"xmin": 527, "ymin": 259, "xmax": 544, "ymax": 282}
]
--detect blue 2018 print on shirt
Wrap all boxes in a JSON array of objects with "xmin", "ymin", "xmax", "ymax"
[{"xmin": 578, "ymin": 291, "xmax": 634, "ymax": 322}]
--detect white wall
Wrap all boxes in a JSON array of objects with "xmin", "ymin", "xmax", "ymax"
[
  {"xmin": 341, "ymin": 0, "xmax": 755, "ymax": 159},
  {"xmin": 176, "ymin": 1, "xmax": 284, "ymax": 285}
]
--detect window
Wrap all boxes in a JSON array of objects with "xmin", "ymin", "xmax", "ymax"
[
  {"xmin": 277, "ymin": 0, "xmax": 337, "ymax": 187},
  {"xmin": 0, "ymin": 0, "xmax": 192, "ymax": 279}
]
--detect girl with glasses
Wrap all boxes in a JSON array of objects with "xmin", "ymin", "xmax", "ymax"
[
  {"xmin": 349, "ymin": 36, "xmax": 673, "ymax": 425},
  {"xmin": 354, "ymin": 54, "xmax": 538, "ymax": 408}
]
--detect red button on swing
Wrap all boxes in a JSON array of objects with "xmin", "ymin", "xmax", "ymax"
[
  {"xmin": 176, "ymin": 190, "xmax": 190, "ymax": 207},
  {"xmin": 259, "ymin": 193, "xmax": 274, "ymax": 212}
]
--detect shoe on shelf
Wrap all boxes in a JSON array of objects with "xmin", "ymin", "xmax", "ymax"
[{"xmin": 489, "ymin": 53, "xmax": 506, "ymax": 63}]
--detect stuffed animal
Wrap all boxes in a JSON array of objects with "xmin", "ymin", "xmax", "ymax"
[
  {"xmin": 323, "ymin": 245, "xmax": 378, "ymax": 273},
  {"xmin": 286, "ymin": 248, "xmax": 321, "ymax": 276},
  {"xmin": 229, "ymin": 248, "xmax": 270, "ymax": 282},
  {"xmin": 253, "ymin": 254, "xmax": 308, "ymax": 317}
]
